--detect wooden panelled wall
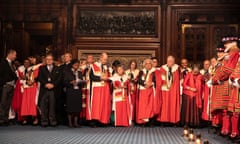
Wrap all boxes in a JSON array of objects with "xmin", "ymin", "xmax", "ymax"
[{"xmin": 0, "ymin": 0, "xmax": 240, "ymax": 64}]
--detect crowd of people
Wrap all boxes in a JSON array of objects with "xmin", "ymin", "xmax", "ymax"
[{"xmin": 0, "ymin": 36, "xmax": 240, "ymax": 141}]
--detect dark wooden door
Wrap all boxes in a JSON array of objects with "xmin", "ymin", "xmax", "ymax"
[
  {"xmin": 181, "ymin": 24, "xmax": 209, "ymax": 63},
  {"xmin": 181, "ymin": 24, "xmax": 238, "ymax": 64}
]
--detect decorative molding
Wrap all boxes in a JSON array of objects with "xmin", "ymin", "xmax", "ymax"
[
  {"xmin": 168, "ymin": 0, "xmax": 240, "ymax": 4},
  {"xmin": 76, "ymin": 10, "xmax": 155, "ymax": 36},
  {"xmin": 181, "ymin": 24, "xmax": 192, "ymax": 34},
  {"xmin": 78, "ymin": 49, "xmax": 156, "ymax": 69},
  {"xmin": 72, "ymin": 0, "xmax": 160, "ymax": 4}
]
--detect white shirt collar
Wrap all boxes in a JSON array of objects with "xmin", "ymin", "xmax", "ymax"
[
  {"xmin": 66, "ymin": 62, "xmax": 71, "ymax": 65},
  {"xmin": 6, "ymin": 58, "xmax": 11, "ymax": 63}
]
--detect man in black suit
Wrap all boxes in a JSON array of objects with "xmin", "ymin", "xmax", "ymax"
[
  {"xmin": 0, "ymin": 49, "xmax": 18, "ymax": 125},
  {"xmin": 38, "ymin": 54, "xmax": 61, "ymax": 127},
  {"xmin": 57, "ymin": 53, "xmax": 72, "ymax": 125}
]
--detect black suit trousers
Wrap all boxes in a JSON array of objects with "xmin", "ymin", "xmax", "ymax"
[
  {"xmin": 0, "ymin": 85, "xmax": 14, "ymax": 123},
  {"xmin": 40, "ymin": 90, "xmax": 56, "ymax": 125}
]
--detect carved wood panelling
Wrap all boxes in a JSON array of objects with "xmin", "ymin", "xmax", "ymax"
[
  {"xmin": 78, "ymin": 49, "xmax": 156, "ymax": 69},
  {"xmin": 72, "ymin": 40, "xmax": 160, "ymax": 62},
  {"xmin": 0, "ymin": 0, "xmax": 240, "ymax": 64},
  {"xmin": 181, "ymin": 25, "xmax": 208, "ymax": 63},
  {"xmin": 168, "ymin": 0, "xmax": 240, "ymax": 4},
  {"xmin": 0, "ymin": 3, "xmax": 68, "ymax": 60},
  {"xmin": 166, "ymin": 3, "xmax": 240, "ymax": 64},
  {"xmin": 73, "ymin": 5, "xmax": 161, "ymax": 43}
]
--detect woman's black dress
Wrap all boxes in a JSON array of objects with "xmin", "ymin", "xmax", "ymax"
[{"xmin": 64, "ymin": 69, "xmax": 84, "ymax": 113}]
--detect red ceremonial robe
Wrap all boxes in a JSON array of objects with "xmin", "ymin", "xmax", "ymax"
[
  {"xmin": 12, "ymin": 66, "xmax": 26, "ymax": 120},
  {"xmin": 212, "ymin": 49, "xmax": 239, "ymax": 84},
  {"xmin": 111, "ymin": 74, "xmax": 132, "ymax": 127},
  {"xmin": 210, "ymin": 49, "xmax": 239, "ymax": 135},
  {"xmin": 202, "ymin": 84, "xmax": 211, "ymax": 121},
  {"xmin": 80, "ymin": 66, "xmax": 90, "ymax": 120},
  {"xmin": 154, "ymin": 69, "xmax": 163, "ymax": 116},
  {"xmin": 180, "ymin": 67, "xmax": 192, "ymax": 95},
  {"xmin": 20, "ymin": 64, "xmax": 41, "ymax": 117},
  {"xmin": 228, "ymin": 58, "xmax": 240, "ymax": 113},
  {"xmin": 136, "ymin": 68, "xmax": 155, "ymax": 124},
  {"xmin": 157, "ymin": 64, "xmax": 180, "ymax": 123},
  {"xmin": 211, "ymin": 60, "xmax": 231, "ymax": 112},
  {"xmin": 228, "ymin": 53, "xmax": 240, "ymax": 136},
  {"xmin": 201, "ymin": 66, "xmax": 215, "ymax": 121},
  {"xmin": 88, "ymin": 62, "xmax": 111, "ymax": 124},
  {"xmin": 182, "ymin": 72, "xmax": 203, "ymax": 126},
  {"xmin": 125, "ymin": 69, "xmax": 139, "ymax": 121}
]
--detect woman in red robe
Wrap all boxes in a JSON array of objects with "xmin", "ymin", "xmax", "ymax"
[
  {"xmin": 12, "ymin": 59, "xmax": 31, "ymax": 121},
  {"xmin": 136, "ymin": 58, "xmax": 155, "ymax": 125},
  {"xmin": 181, "ymin": 64, "xmax": 204, "ymax": 127},
  {"xmin": 125, "ymin": 60, "xmax": 139, "ymax": 122},
  {"xmin": 20, "ymin": 57, "xmax": 42, "ymax": 125},
  {"xmin": 201, "ymin": 58, "xmax": 217, "ymax": 121},
  {"xmin": 111, "ymin": 65, "xmax": 132, "ymax": 127}
]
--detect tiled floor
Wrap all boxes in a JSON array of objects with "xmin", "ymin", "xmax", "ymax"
[{"xmin": 0, "ymin": 125, "xmax": 233, "ymax": 144}]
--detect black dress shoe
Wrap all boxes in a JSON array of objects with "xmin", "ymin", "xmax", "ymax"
[
  {"xmin": 41, "ymin": 124, "xmax": 48, "ymax": 128},
  {"xmin": 50, "ymin": 121, "xmax": 57, "ymax": 127},
  {"xmin": 90, "ymin": 124, "xmax": 97, "ymax": 128},
  {"xmin": 232, "ymin": 136, "xmax": 240, "ymax": 143},
  {"xmin": 0, "ymin": 122, "xmax": 9, "ymax": 126},
  {"xmin": 74, "ymin": 124, "xmax": 81, "ymax": 128}
]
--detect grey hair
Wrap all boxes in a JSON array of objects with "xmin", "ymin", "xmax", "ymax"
[{"xmin": 143, "ymin": 58, "xmax": 153, "ymax": 66}]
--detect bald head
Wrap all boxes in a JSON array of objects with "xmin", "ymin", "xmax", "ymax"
[{"xmin": 167, "ymin": 55, "xmax": 175, "ymax": 67}]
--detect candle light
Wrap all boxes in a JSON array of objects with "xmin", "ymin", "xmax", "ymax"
[
  {"xmin": 203, "ymin": 139, "xmax": 209, "ymax": 144},
  {"xmin": 182, "ymin": 125, "xmax": 189, "ymax": 137},
  {"xmin": 195, "ymin": 133, "xmax": 201, "ymax": 144},
  {"xmin": 188, "ymin": 129, "xmax": 195, "ymax": 141}
]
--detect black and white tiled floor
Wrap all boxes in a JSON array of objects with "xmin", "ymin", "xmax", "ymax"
[{"xmin": 0, "ymin": 126, "xmax": 233, "ymax": 144}]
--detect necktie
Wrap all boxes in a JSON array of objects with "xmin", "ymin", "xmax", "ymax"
[
  {"xmin": 75, "ymin": 71, "xmax": 78, "ymax": 80},
  {"xmin": 24, "ymin": 68, "xmax": 28, "ymax": 76},
  {"xmin": 204, "ymin": 70, "xmax": 209, "ymax": 75},
  {"xmin": 101, "ymin": 64, "xmax": 104, "ymax": 73},
  {"xmin": 145, "ymin": 70, "xmax": 149, "ymax": 80},
  {"xmin": 120, "ymin": 77, "xmax": 123, "ymax": 82},
  {"xmin": 183, "ymin": 69, "xmax": 187, "ymax": 78},
  {"xmin": 9, "ymin": 62, "xmax": 15, "ymax": 72},
  {"xmin": 168, "ymin": 67, "xmax": 172, "ymax": 81},
  {"xmin": 128, "ymin": 72, "xmax": 134, "ymax": 80},
  {"xmin": 48, "ymin": 65, "xmax": 53, "ymax": 72}
]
